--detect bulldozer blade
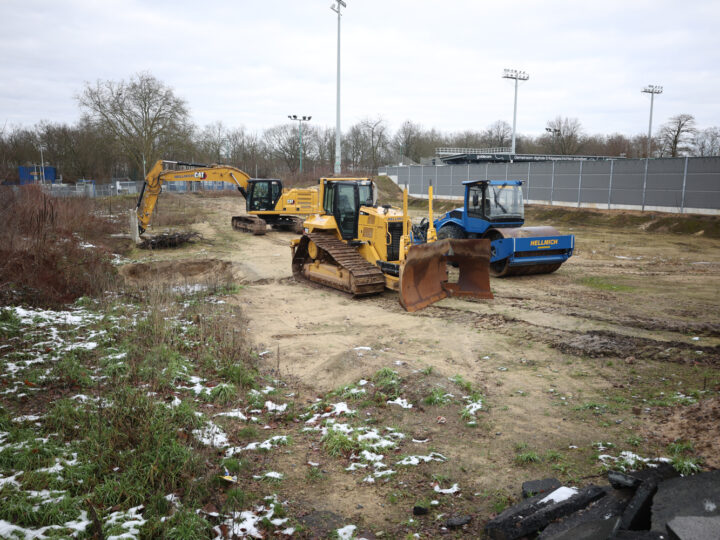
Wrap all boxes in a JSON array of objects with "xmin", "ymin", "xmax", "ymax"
[{"xmin": 399, "ymin": 239, "xmax": 493, "ymax": 312}]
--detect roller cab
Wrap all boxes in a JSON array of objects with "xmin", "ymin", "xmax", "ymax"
[{"xmin": 434, "ymin": 180, "xmax": 575, "ymax": 277}]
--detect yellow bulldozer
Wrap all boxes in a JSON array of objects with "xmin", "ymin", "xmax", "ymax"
[
  {"xmin": 134, "ymin": 160, "xmax": 320, "ymax": 237},
  {"xmin": 291, "ymin": 178, "xmax": 493, "ymax": 312}
]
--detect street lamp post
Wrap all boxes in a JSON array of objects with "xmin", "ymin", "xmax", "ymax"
[
  {"xmin": 330, "ymin": 0, "xmax": 346, "ymax": 175},
  {"xmin": 502, "ymin": 69, "xmax": 529, "ymax": 157},
  {"xmin": 641, "ymin": 85, "xmax": 663, "ymax": 158},
  {"xmin": 38, "ymin": 144, "xmax": 46, "ymax": 184},
  {"xmin": 288, "ymin": 115, "xmax": 312, "ymax": 173}
]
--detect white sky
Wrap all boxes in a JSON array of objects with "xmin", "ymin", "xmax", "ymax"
[{"xmin": 2, "ymin": 0, "xmax": 719, "ymax": 136}]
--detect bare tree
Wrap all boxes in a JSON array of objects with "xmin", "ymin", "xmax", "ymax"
[
  {"xmin": 78, "ymin": 72, "xmax": 191, "ymax": 178},
  {"xmin": 309, "ymin": 126, "xmax": 336, "ymax": 172},
  {"xmin": 604, "ymin": 133, "xmax": 633, "ymax": 157},
  {"xmin": 544, "ymin": 116, "xmax": 585, "ymax": 155},
  {"xmin": 264, "ymin": 124, "xmax": 301, "ymax": 173},
  {"xmin": 359, "ymin": 117, "xmax": 390, "ymax": 172},
  {"xmin": 483, "ymin": 120, "xmax": 512, "ymax": 148},
  {"xmin": 392, "ymin": 120, "xmax": 423, "ymax": 163},
  {"xmin": 196, "ymin": 121, "xmax": 229, "ymax": 163},
  {"xmin": 657, "ymin": 114, "xmax": 696, "ymax": 157},
  {"xmin": 692, "ymin": 126, "xmax": 720, "ymax": 157}
]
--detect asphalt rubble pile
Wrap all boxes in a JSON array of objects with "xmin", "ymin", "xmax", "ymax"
[{"xmin": 484, "ymin": 468, "xmax": 720, "ymax": 540}]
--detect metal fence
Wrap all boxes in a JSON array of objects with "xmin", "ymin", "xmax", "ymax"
[
  {"xmin": 40, "ymin": 180, "xmax": 238, "ymax": 198},
  {"xmin": 379, "ymin": 156, "xmax": 720, "ymax": 215}
]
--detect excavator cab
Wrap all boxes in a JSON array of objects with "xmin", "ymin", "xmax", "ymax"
[{"xmin": 246, "ymin": 180, "xmax": 283, "ymax": 212}]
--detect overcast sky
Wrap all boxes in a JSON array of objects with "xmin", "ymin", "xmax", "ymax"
[{"xmin": 2, "ymin": 0, "xmax": 719, "ymax": 137}]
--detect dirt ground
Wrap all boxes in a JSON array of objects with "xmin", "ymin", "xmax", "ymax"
[{"xmin": 123, "ymin": 192, "xmax": 720, "ymax": 536}]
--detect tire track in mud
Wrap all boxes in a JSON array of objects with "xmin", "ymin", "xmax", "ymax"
[
  {"xmin": 371, "ymin": 296, "xmax": 720, "ymax": 366},
  {"xmin": 267, "ymin": 276, "xmax": 720, "ymax": 365},
  {"xmin": 498, "ymin": 296, "xmax": 720, "ymax": 337}
]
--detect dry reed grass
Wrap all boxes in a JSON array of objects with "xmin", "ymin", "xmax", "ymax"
[{"xmin": 0, "ymin": 186, "xmax": 120, "ymax": 306}]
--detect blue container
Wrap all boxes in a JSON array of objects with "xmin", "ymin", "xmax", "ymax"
[{"xmin": 18, "ymin": 166, "xmax": 57, "ymax": 184}]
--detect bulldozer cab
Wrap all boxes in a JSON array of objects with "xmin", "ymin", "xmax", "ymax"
[
  {"xmin": 247, "ymin": 179, "xmax": 282, "ymax": 212},
  {"xmin": 320, "ymin": 179, "xmax": 376, "ymax": 240},
  {"xmin": 323, "ymin": 181, "xmax": 360, "ymax": 240}
]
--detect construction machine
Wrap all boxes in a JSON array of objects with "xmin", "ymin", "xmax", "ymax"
[
  {"xmin": 134, "ymin": 160, "xmax": 319, "ymax": 236},
  {"xmin": 430, "ymin": 180, "xmax": 574, "ymax": 277},
  {"xmin": 291, "ymin": 178, "xmax": 493, "ymax": 312}
]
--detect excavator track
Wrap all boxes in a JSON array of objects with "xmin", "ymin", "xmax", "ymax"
[
  {"xmin": 292, "ymin": 233, "xmax": 386, "ymax": 297},
  {"xmin": 231, "ymin": 215, "xmax": 266, "ymax": 235}
]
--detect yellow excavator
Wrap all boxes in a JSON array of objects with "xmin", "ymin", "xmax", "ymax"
[
  {"xmin": 291, "ymin": 178, "xmax": 493, "ymax": 312},
  {"xmin": 134, "ymin": 160, "xmax": 319, "ymax": 236}
]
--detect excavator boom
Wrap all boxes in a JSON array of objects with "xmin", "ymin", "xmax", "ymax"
[{"xmin": 136, "ymin": 160, "xmax": 251, "ymax": 234}]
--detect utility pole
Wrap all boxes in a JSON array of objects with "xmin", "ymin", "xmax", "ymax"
[
  {"xmin": 330, "ymin": 0, "xmax": 346, "ymax": 175},
  {"xmin": 288, "ymin": 115, "xmax": 312, "ymax": 173},
  {"xmin": 502, "ymin": 69, "xmax": 529, "ymax": 157},
  {"xmin": 641, "ymin": 85, "xmax": 663, "ymax": 158}
]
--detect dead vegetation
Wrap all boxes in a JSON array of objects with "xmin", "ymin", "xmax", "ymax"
[{"xmin": 0, "ymin": 186, "xmax": 123, "ymax": 307}]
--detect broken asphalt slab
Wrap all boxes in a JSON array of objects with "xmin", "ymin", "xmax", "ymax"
[
  {"xmin": 485, "ymin": 485, "xmax": 606, "ymax": 540},
  {"xmin": 522, "ymin": 478, "xmax": 562, "ymax": 499},
  {"xmin": 651, "ymin": 469, "xmax": 720, "ymax": 534},
  {"xmin": 538, "ymin": 487, "xmax": 633, "ymax": 539}
]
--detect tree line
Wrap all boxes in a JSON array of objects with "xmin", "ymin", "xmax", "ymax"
[{"xmin": 1, "ymin": 72, "xmax": 718, "ymax": 184}]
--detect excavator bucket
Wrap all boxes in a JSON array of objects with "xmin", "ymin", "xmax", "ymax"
[{"xmin": 399, "ymin": 239, "xmax": 493, "ymax": 312}]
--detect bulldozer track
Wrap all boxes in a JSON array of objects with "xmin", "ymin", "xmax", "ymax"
[{"xmin": 292, "ymin": 232, "xmax": 386, "ymax": 297}]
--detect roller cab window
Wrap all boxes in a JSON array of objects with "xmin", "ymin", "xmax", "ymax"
[{"xmin": 486, "ymin": 184, "xmax": 523, "ymax": 221}]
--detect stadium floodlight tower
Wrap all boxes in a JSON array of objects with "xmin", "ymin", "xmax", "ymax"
[
  {"xmin": 330, "ymin": 0, "xmax": 346, "ymax": 175},
  {"xmin": 502, "ymin": 69, "xmax": 529, "ymax": 157},
  {"xmin": 288, "ymin": 115, "xmax": 312, "ymax": 173},
  {"xmin": 641, "ymin": 85, "xmax": 663, "ymax": 158}
]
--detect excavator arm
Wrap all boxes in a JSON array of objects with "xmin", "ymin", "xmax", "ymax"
[{"xmin": 135, "ymin": 160, "xmax": 251, "ymax": 234}]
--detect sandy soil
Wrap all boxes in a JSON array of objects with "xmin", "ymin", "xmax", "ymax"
[{"xmin": 121, "ymin": 193, "xmax": 720, "ymax": 535}]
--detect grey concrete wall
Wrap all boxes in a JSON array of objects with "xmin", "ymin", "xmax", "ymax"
[{"xmin": 379, "ymin": 156, "xmax": 720, "ymax": 214}]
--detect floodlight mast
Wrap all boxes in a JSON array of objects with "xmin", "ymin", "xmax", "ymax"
[
  {"xmin": 288, "ymin": 115, "xmax": 312, "ymax": 173},
  {"xmin": 502, "ymin": 69, "xmax": 529, "ymax": 157},
  {"xmin": 330, "ymin": 0, "xmax": 346, "ymax": 175},
  {"xmin": 641, "ymin": 85, "xmax": 663, "ymax": 158}
]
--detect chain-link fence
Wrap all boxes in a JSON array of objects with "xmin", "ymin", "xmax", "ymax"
[{"xmin": 380, "ymin": 156, "xmax": 720, "ymax": 215}]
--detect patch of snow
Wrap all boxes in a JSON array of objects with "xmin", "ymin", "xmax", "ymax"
[
  {"xmin": 359, "ymin": 450, "xmax": 384, "ymax": 462},
  {"xmin": 226, "ymin": 435, "xmax": 288, "ymax": 455},
  {"xmin": 265, "ymin": 401, "xmax": 288, "ymax": 413},
  {"xmin": 354, "ymin": 347, "xmax": 371, "ymax": 351},
  {"xmin": 396, "ymin": 452, "xmax": 447, "ymax": 466},
  {"xmin": 540, "ymin": 486, "xmax": 578, "ymax": 505},
  {"xmin": 336, "ymin": 524, "xmax": 357, "ymax": 540},
  {"xmin": 13, "ymin": 414, "xmax": 43, "ymax": 423},
  {"xmin": 106, "ymin": 505, "xmax": 146, "ymax": 540},
  {"xmin": 387, "ymin": 397, "xmax": 413, "ymax": 409},
  {"xmin": 704, "ymin": 499, "xmax": 717, "ymax": 512},
  {"xmin": 254, "ymin": 471, "xmax": 284, "ymax": 480},
  {"xmin": 412, "ymin": 438, "xmax": 429, "ymax": 443},
  {"xmin": 192, "ymin": 422, "xmax": 229, "ymax": 448},
  {"xmin": 434, "ymin": 483, "xmax": 460, "ymax": 494},
  {"xmin": 215, "ymin": 409, "xmax": 248, "ymax": 420}
]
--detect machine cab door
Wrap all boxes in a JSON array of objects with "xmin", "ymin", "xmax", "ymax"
[
  {"xmin": 247, "ymin": 180, "xmax": 283, "ymax": 212},
  {"xmin": 325, "ymin": 182, "xmax": 359, "ymax": 240}
]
